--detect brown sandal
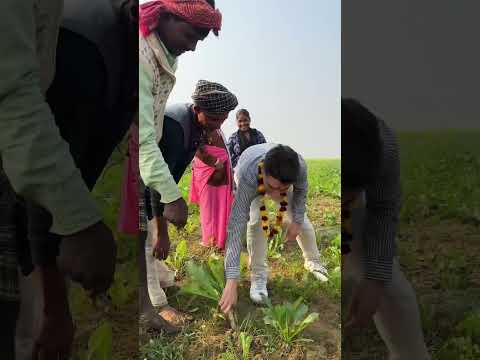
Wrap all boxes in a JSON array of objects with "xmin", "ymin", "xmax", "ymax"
[
  {"xmin": 158, "ymin": 305, "xmax": 193, "ymax": 327},
  {"xmin": 140, "ymin": 309, "xmax": 181, "ymax": 334}
]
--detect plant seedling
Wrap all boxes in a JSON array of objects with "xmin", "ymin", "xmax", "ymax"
[
  {"xmin": 181, "ymin": 255, "xmax": 237, "ymax": 329},
  {"xmin": 262, "ymin": 297, "xmax": 319, "ymax": 345}
]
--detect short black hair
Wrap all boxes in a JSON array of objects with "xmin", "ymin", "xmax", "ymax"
[
  {"xmin": 206, "ymin": 0, "xmax": 215, "ymax": 7},
  {"xmin": 342, "ymin": 98, "xmax": 382, "ymax": 190},
  {"xmin": 236, "ymin": 108, "xmax": 250, "ymax": 119},
  {"xmin": 264, "ymin": 145, "xmax": 300, "ymax": 184}
]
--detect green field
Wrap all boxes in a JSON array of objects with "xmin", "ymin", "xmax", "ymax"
[
  {"xmin": 343, "ymin": 131, "xmax": 480, "ymax": 359},
  {"xmin": 66, "ymin": 130, "xmax": 480, "ymax": 359},
  {"xmin": 67, "ymin": 157, "xmax": 340, "ymax": 359},
  {"xmin": 70, "ymin": 145, "xmax": 139, "ymax": 360},
  {"xmin": 140, "ymin": 159, "xmax": 341, "ymax": 360}
]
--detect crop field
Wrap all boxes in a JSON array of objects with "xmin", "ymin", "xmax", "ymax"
[
  {"xmin": 343, "ymin": 131, "xmax": 480, "ymax": 359},
  {"xmin": 140, "ymin": 159, "xmax": 341, "ymax": 360},
  {"xmin": 70, "ymin": 145, "xmax": 138, "ymax": 360},
  {"xmin": 67, "ymin": 155, "xmax": 341, "ymax": 359}
]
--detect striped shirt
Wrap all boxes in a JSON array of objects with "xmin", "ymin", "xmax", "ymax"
[
  {"xmin": 363, "ymin": 119, "xmax": 402, "ymax": 282},
  {"xmin": 224, "ymin": 144, "xmax": 308, "ymax": 280},
  {"xmin": 0, "ymin": 166, "xmax": 19, "ymax": 301}
]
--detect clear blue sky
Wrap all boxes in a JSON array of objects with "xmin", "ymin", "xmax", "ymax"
[{"xmin": 165, "ymin": 0, "xmax": 341, "ymax": 158}]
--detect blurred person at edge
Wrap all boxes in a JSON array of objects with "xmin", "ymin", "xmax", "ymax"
[
  {"xmin": 341, "ymin": 98, "xmax": 430, "ymax": 360},
  {"xmin": 0, "ymin": 0, "xmax": 137, "ymax": 359}
]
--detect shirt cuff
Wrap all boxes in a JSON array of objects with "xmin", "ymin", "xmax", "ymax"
[
  {"xmin": 292, "ymin": 212, "xmax": 305, "ymax": 225},
  {"xmin": 45, "ymin": 169, "xmax": 103, "ymax": 235},
  {"xmin": 140, "ymin": 162, "xmax": 182, "ymax": 204},
  {"xmin": 158, "ymin": 185, "xmax": 182, "ymax": 204},
  {"xmin": 364, "ymin": 256, "xmax": 393, "ymax": 282},
  {"xmin": 225, "ymin": 267, "xmax": 241, "ymax": 280}
]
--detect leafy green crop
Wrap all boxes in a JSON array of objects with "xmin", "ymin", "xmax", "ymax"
[
  {"xmin": 306, "ymin": 159, "xmax": 340, "ymax": 198},
  {"xmin": 437, "ymin": 337, "xmax": 480, "ymax": 360},
  {"xmin": 181, "ymin": 256, "xmax": 224, "ymax": 302},
  {"xmin": 240, "ymin": 332, "xmax": 253, "ymax": 360},
  {"xmin": 323, "ymin": 210, "xmax": 338, "ymax": 226},
  {"xmin": 86, "ymin": 321, "xmax": 113, "ymax": 360},
  {"xmin": 166, "ymin": 239, "xmax": 188, "ymax": 274},
  {"xmin": 181, "ymin": 255, "xmax": 239, "ymax": 329},
  {"xmin": 456, "ymin": 312, "xmax": 480, "ymax": 344},
  {"xmin": 268, "ymin": 232, "xmax": 284, "ymax": 259},
  {"xmin": 262, "ymin": 297, "xmax": 319, "ymax": 345}
]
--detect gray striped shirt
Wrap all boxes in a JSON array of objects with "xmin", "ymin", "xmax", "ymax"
[
  {"xmin": 224, "ymin": 143, "xmax": 308, "ymax": 280},
  {"xmin": 363, "ymin": 119, "xmax": 402, "ymax": 282}
]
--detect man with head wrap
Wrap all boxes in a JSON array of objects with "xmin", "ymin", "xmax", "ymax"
[
  {"xmin": 140, "ymin": 80, "xmax": 237, "ymax": 332},
  {"xmin": 138, "ymin": 0, "xmax": 225, "ymax": 332},
  {"xmin": 144, "ymin": 80, "xmax": 238, "ymax": 228}
]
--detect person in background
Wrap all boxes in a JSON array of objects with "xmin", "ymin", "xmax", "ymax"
[
  {"xmin": 189, "ymin": 114, "xmax": 234, "ymax": 250},
  {"xmin": 227, "ymin": 109, "xmax": 266, "ymax": 169},
  {"xmin": 342, "ymin": 98, "xmax": 430, "ymax": 359}
]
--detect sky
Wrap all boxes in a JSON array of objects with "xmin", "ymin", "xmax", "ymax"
[
  {"xmin": 162, "ymin": 0, "xmax": 341, "ymax": 158},
  {"xmin": 342, "ymin": 0, "xmax": 480, "ymax": 130}
]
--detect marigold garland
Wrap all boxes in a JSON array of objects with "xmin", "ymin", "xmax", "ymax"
[{"xmin": 257, "ymin": 161, "xmax": 288, "ymax": 238}]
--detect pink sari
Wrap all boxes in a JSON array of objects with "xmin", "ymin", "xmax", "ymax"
[
  {"xmin": 189, "ymin": 144, "xmax": 233, "ymax": 249},
  {"xmin": 118, "ymin": 123, "xmax": 139, "ymax": 235}
]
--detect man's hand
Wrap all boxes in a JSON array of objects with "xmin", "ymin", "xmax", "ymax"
[
  {"xmin": 163, "ymin": 197, "xmax": 188, "ymax": 229},
  {"xmin": 346, "ymin": 279, "xmax": 386, "ymax": 328},
  {"xmin": 151, "ymin": 217, "xmax": 170, "ymax": 260},
  {"xmin": 219, "ymin": 279, "xmax": 238, "ymax": 314},
  {"xmin": 58, "ymin": 221, "xmax": 116, "ymax": 295},
  {"xmin": 34, "ymin": 265, "xmax": 74, "ymax": 360},
  {"xmin": 285, "ymin": 222, "xmax": 302, "ymax": 242}
]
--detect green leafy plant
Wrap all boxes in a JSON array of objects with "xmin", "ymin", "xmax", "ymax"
[
  {"xmin": 331, "ymin": 233, "xmax": 341, "ymax": 248},
  {"xmin": 181, "ymin": 255, "xmax": 237, "ymax": 329},
  {"xmin": 456, "ymin": 312, "xmax": 480, "ymax": 344},
  {"xmin": 239, "ymin": 332, "xmax": 253, "ymax": 360},
  {"xmin": 322, "ymin": 245, "xmax": 340, "ymax": 270},
  {"xmin": 267, "ymin": 232, "xmax": 284, "ymax": 259},
  {"xmin": 323, "ymin": 211, "xmax": 338, "ymax": 226},
  {"xmin": 86, "ymin": 321, "xmax": 113, "ymax": 360},
  {"xmin": 166, "ymin": 239, "xmax": 188, "ymax": 275},
  {"xmin": 437, "ymin": 337, "xmax": 480, "ymax": 360},
  {"xmin": 433, "ymin": 251, "xmax": 470, "ymax": 290},
  {"xmin": 419, "ymin": 302, "xmax": 436, "ymax": 333},
  {"xmin": 319, "ymin": 266, "xmax": 340, "ymax": 300},
  {"xmin": 181, "ymin": 258, "xmax": 223, "ymax": 301},
  {"xmin": 107, "ymin": 264, "xmax": 137, "ymax": 308},
  {"xmin": 262, "ymin": 297, "xmax": 319, "ymax": 345}
]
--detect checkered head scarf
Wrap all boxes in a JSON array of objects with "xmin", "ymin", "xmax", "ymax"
[
  {"xmin": 192, "ymin": 80, "xmax": 238, "ymax": 114},
  {"xmin": 139, "ymin": 0, "xmax": 222, "ymax": 37}
]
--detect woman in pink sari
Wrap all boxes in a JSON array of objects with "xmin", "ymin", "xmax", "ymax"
[{"xmin": 189, "ymin": 129, "xmax": 233, "ymax": 250}]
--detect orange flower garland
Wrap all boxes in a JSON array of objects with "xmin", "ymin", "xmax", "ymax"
[{"xmin": 258, "ymin": 161, "xmax": 288, "ymax": 238}]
